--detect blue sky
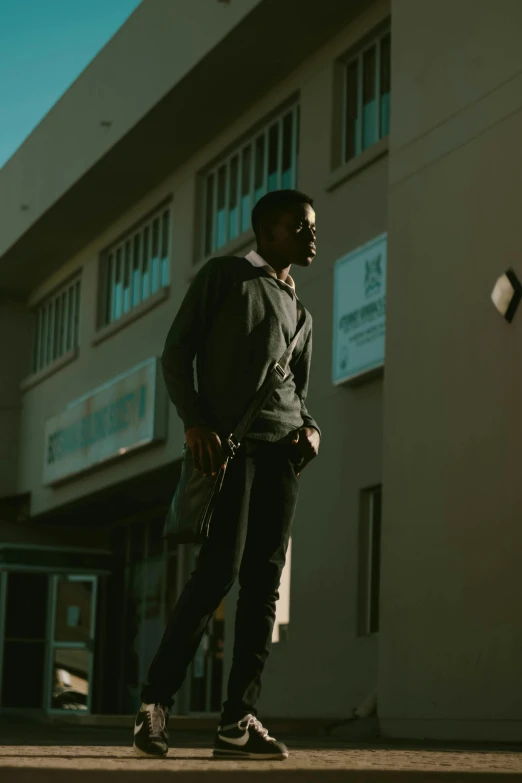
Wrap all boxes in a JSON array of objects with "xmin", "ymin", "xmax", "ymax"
[{"xmin": 0, "ymin": 0, "xmax": 142, "ymax": 169}]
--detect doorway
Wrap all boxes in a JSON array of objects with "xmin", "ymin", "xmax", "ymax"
[{"xmin": 0, "ymin": 570, "xmax": 98, "ymax": 713}]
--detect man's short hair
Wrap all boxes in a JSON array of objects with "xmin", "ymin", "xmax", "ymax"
[{"xmin": 251, "ymin": 189, "xmax": 314, "ymax": 237}]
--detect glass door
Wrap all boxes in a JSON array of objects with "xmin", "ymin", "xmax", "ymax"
[{"xmin": 46, "ymin": 575, "xmax": 98, "ymax": 713}]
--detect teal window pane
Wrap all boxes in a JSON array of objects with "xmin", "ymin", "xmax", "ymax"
[
  {"xmin": 282, "ymin": 169, "xmax": 292, "ymax": 188},
  {"xmin": 105, "ymin": 258, "xmax": 112, "ymax": 325},
  {"xmin": 114, "ymin": 248, "xmax": 123, "ymax": 320},
  {"xmin": 59, "ymin": 291, "xmax": 67, "ymax": 357},
  {"xmin": 114, "ymin": 283, "xmax": 122, "ymax": 320},
  {"xmin": 380, "ymin": 93, "xmax": 390, "ymax": 137},
  {"xmin": 241, "ymin": 146, "xmax": 251, "ymax": 234},
  {"xmin": 216, "ymin": 210, "xmax": 226, "ymax": 248},
  {"xmin": 47, "ymin": 301, "xmax": 54, "ymax": 358},
  {"xmin": 241, "ymin": 194, "xmax": 251, "ymax": 233},
  {"xmin": 380, "ymin": 33, "xmax": 391, "ymax": 138},
  {"xmin": 132, "ymin": 235, "xmax": 141, "ymax": 307},
  {"xmin": 123, "ymin": 242, "xmax": 131, "ymax": 314},
  {"xmin": 229, "ymin": 207, "xmax": 239, "ymax": 240},
  {"xmin": 204, "ymin": 174, "xmax": 214, "ymax": 256},
  {"xmin": 268, "ymin": 123, "xmax": 278, "ymax": 192},
  {"xmin": 150, "ymin": 219, "xmax": 160, "ymax": 294},
  {"xmin": 53, "ymin": 296, "xmax": 61, "ymax": 361},
  {"xmin": 254, "ymin": 135, "xmax": 265, "ymax": 203},
  {"xmin": 66, "ymin": 288, "xmax": 74, "ymax": 350},
  {"xmin": 161, "ymin": 211, "xmax": 170, "ymax": 286},
  {"xmin": 229, "ymin": 156, "xmax": 239, "ymax": 240},
  {"xmin": 73, "ymin": 281, "xmax": 80, "ymax": 347},
  {"xmin": 216, "ymin": 165, "xmax": 227, "ymax": 248},
  {"xmin": 141, "ymin": 226, "xmax": 150, "ymax": 301},
  {"xmin": 33, "ymin": 310, "xmax": 41, "ymax": 372},
  {"xmin": 362, "ymin": 101, "xmax": 378, "ymax": 150},
  {"xmin": 344, "ymin": 59, "xmax": 359, "ymax": 161},
  {"xmin": 282, "ymin": 112, "xmax": 293, "ymax": 186},
  {"xmin": 362, "ymin": 45, "xmax": 377, "ymax": 151}
]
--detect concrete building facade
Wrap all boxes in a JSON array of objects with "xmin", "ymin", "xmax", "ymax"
[{"xmin": 0, "ymin": 0, "xmax": 520, "ymax": 740}]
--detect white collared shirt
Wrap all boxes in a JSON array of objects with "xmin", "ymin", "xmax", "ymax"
[{"xmin": 245, "ymin": 250, "xmax": 296, "ymax": 293}]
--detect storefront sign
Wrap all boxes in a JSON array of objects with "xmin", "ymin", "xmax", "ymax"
[
  {"xmin": 332, "ymin": 233, "xmax": 387, "ymax": 385},
  {"xmin": 43, "ymin": 357, "xmax": 168, "ymax": 485}
]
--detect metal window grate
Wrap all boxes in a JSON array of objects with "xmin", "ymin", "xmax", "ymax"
[
  {"xmin": 101, "ymin": 205, "xmax": 171, "ymax": 328},
  {"xmin": 343, "ymin": 30, "xmax": 391, "ymax": 164},
  {"xmin": 32, "ymin": 276, "xmax": 81, "ymax": 374},
  {"xmin": 201, "ymin": 103, "xmax": 300, "ymax": 259}
]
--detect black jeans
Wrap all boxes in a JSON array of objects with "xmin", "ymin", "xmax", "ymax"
[{"xmin": 141, "ymin": 437, "xmax": 300, "ymax": 723}]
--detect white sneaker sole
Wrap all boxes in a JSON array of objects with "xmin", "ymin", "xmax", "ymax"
[
  {"xmin": 132, "ymin": 742, "xmax": 168, "ymax": 758},
  {"xmin": 213, "ymin": 748, "xmax": 289, "ymax": 760}
]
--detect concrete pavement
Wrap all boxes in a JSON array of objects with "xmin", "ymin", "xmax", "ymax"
[{"xmin": 1, "ymin": 721, "xmax": 522, "ymax": 781}]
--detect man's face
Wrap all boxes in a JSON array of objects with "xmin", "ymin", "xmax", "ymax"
[{"xmin": 263, "ymin": 203, "xmax": 316, "ymax": 268}]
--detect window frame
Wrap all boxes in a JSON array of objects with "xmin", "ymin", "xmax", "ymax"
[
  {"xmin": 31, "ymin": 274, "xmax": 82, "ymax": 376},
  {"xmin": 98, "ymin": 201, "xmax": 172, "ymax": 331},
  {"xmin": 341, "ymin": 25, "xmax": 391, "ymax": 166},
  {"xmin": 199, "ymin": 100, "xmax": 300, "ymax": 262}
]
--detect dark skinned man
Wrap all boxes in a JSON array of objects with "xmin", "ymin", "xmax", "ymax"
[{"xmin": 133, "ymin": 189, "xmax": 321, "ymax": 761}]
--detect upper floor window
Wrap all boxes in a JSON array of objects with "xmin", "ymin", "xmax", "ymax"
[
  {"xmin": 100, "ymin": 204, "xmax": 171, "ymax": 328},
  {"xmin": 32, "ymin": 276, "xmax": 81, "ymax": 374},
  {"xmin": 201, "ymin": 102, "xmax": 299, "ymax": 259},
  {"xmin": 343, "ymin": 29, "xmax": 390, "ymax": 163}
]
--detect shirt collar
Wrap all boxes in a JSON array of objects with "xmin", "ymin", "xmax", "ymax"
[{"xmin": 245, "ymin": 250, "xmax": 296, "ymax": 292}]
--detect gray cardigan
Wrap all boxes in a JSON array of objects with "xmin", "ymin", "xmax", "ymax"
[{"xmin": 161, "ymin": 255, "xmax": 321, "ymax": 442}]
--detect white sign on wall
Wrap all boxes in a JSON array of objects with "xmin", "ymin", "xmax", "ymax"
[
  {"xmin": 43, "ymin": 357, "xmax": 168, "ymax": 485},
  {"xmin": 332, "ymin": 233, "xmax": 387, "ymax": 385}
]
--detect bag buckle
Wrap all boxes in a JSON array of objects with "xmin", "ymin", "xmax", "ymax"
[
  {"xmin": 275, "ymin": 362, "xmax": 287, "ymax": 380},
  {"xmin": 226, "ymin": 434, "xmax": 240, "ymax": 457}
]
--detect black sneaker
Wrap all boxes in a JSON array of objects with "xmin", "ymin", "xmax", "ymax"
[
  {"xmin": 133, "ymin": 702, "xmax": 169, "ymax": 757},
  {"xmin": 213, "ymin": 714, "xmax": 289, "ymax": 760}
]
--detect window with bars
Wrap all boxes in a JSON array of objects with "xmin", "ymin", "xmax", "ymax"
[
  {"xmin": 343, "ymin": 30, "xmax": 390, "ymax": 163},
  {"xmin": 357, "ymin": 485, "xmax": 382, "ymax": 636},
  {"xmin": 100, "ymin": 205, "xmax": 171, "ymax": 328},
  {"xmin": 202, "ymin": 103, "xmax": 299, "ymax": 259},
  {"xmin": 32, "ymin": 276, "xmax": 81, "ymax": 374}
]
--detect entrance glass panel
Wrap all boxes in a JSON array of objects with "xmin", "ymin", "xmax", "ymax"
[
  {"xmin": 47, "ymin": 575, "xmax": 97, "ymax": 713},
  {"xmin": 54, "ymin": 579, "xmax": 93, "ymax": 644},
  {"xmin": 52, "ymin": 648, "xmax": 90, "ymax": 710},
  {"xmin": 1, "ymin": 572, "xmax": 48, "ymax": 708}
]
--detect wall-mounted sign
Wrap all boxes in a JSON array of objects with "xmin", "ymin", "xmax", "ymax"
[
  {"xmin": 43, "ymin": 357, "xmax": 168, "ymax": 485},
  {"xmin": 332, "ymin": 233, "xmax": 387, "ymax": 385}
]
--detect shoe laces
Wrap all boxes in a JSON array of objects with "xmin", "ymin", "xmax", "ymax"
[
  {"xmin": 144, "ymin": 703, "xmax": 167, "ymax": 736},
  {"xmin": 238, "ymin": 714, "xmax": 275, "ymax": 742}
]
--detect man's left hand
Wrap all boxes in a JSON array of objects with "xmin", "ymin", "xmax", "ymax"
[{"xmin": 290, "ymin": 427, "xmax": 320, "ymax": 476}]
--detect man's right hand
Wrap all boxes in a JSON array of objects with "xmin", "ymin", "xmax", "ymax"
[{"xmin": 185, "ymin": 426, "xmax": 226, "ymax": 477}]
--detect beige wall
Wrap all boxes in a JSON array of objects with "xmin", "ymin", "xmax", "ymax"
[
  {"xmin": 10, "ymin": 0, "xmax": 390, "ymax": 719},
  {"xmin": 380, "ymin": 0, "xmax": 522, "ymax": 741}
]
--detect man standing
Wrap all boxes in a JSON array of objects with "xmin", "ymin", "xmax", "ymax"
[{"xmin": 133, "ymin": 189, "xmax": 321, "ymax": 760}]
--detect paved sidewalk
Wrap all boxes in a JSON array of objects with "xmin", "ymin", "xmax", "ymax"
[{"xmin": 1, "ymin": 723, "xmax": 522, "ymax": 781}]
